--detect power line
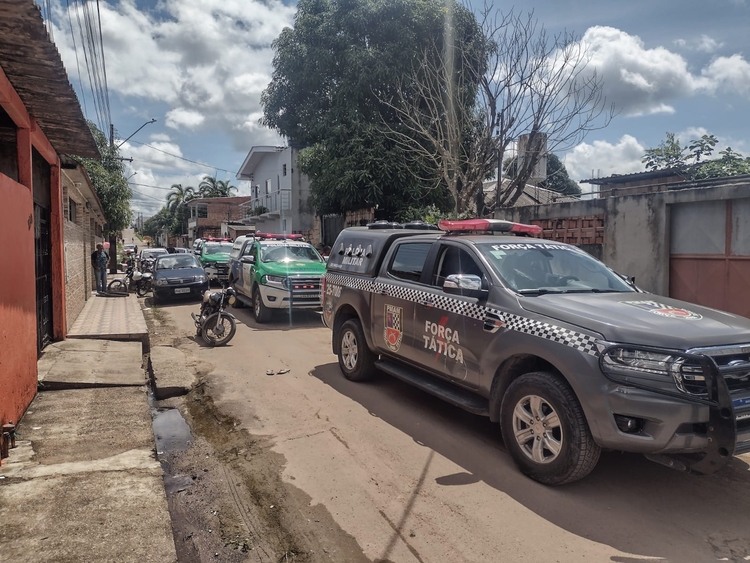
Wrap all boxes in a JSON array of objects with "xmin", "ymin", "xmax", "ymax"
[
  {"xmin": 94, "ymin": 0, "xmax": 112, "ymax": 126},
  {"xmin": 128, "ymin": 141, "xmax": 235, "ymax": 173},
  {"xmin": 65, "ymin": 0, "xmax": 88, "ymax": 118},
  {"xmin": 129, "ymin": 186, "xmax": 168, "ymax": 202},
  {"xmin": 130, "ymin": 182, "xmax": 178, "ymax": 192}
]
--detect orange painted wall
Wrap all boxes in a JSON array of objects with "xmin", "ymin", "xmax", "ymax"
[{"xmin": 0, "ymin": 174, "xmax": 37, "ymax": 425}]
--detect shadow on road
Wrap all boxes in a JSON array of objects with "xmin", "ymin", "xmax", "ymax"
[
  {"xmin": 228, "ymin": 306, "xmax": 323, "ymax": 332},
  {"xmin": 310, "ymin": 362, "xmax": 750, "ymax": 562}
]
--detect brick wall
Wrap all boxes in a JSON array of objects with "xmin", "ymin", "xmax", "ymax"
[
  {"xmin": 61, "ymin": 176, "xmax": 103, "ymax": 330},
  {"xmin": 531, "ymin": 215, "xmax": 605, "ymax": 245},
  {"xmin": 62, "ymin": 185, "xmax": 88, "ymax": 329}
]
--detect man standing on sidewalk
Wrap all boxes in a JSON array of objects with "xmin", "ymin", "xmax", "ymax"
[{"xmin": 91, "ymin": 243, "xmax": 109, "ymax": 294}]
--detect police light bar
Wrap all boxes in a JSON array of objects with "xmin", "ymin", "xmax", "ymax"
[
  {"xmin": 438, "ymin": 219, "xmax": 542, "ymax": 236},
  {"xmin": 254, "ymin": 233, "xmax": 304, "ymax": 240}
]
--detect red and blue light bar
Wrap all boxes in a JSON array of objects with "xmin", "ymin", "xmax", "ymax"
[
  {"xmin": 438, "ymin": 218, "xmax": 542, "ymax": 236},
  {"xmin": 254, "ymin": 233, "xmax": 304, "ymax": 240}
]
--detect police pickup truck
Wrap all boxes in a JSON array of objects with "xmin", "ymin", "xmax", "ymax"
[
  {"xmin": 321, "ymin": 219, "xmax": 750, "ymax": 485},
  {"xmin": 231, "ymin": 233, "xmax": 326, "ymax": 322}
]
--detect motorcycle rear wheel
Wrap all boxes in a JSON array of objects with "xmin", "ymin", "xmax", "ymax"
[{"xmin": 201, "ymin": 313, "xmax": 236, "ymax": 347}]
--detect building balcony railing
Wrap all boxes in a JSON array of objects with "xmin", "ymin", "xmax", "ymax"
[{"xmin": 252, "ymin": 190, "xmax": 291, "ymax": 215}]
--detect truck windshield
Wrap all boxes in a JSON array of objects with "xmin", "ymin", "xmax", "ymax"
[
  {"xmin": 260, "ymin": 244, "xmax": 322, "ymax": 263},
  {"xmin": 476, "ymin": 242, "xmax": 635, "ymax": 295},
  {"xmin": 203, "ymin": 243, "xmax": 233, "ymax": 255}
]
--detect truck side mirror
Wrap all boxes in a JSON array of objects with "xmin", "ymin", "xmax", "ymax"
[
  {"xmin": 240, "ymin": 255, "xmax": 255, "ymax": 264},
  {"xmin": 443, "ymin": 274, "xmax": 487, "ymax": 298}
]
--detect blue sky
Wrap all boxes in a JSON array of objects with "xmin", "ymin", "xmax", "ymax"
[{"xmin": 46, "ymin": 0, "xmax": 750, "ymax": 215}]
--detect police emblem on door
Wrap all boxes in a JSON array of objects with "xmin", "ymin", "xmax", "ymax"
[{"xmin": 385, "ymin": 304, "xmax": 403, "ymax": 352}]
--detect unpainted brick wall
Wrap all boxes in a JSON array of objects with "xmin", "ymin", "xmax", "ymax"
[
  {"xmin": 63, "ymin": 188, "xmax": 89, "ymax": 330},
  {"xmin": 531, "ymin": 215, "xmax": 605, "ymax": 245}
]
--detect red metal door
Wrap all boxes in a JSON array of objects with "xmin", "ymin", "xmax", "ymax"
[{"xmin": 670, "ymin": 199, "xmax": 750, "ymax": 318}]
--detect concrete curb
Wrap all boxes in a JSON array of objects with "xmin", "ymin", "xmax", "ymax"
[{"xmin": 149, "ymin": 346, "xmax": 196, "ymax": 400}]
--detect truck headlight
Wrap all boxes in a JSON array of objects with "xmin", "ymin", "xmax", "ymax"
[
  {"xmin": 602, "ymin": 347, "xmax": 674, "ymax": 376},
  {"xmin": 262, "ymin": 275, "xmax": 286, "ymax": 288},
  {"xmin": 600, "ymin": 344, "xmax": 707, "ymax": 395}
]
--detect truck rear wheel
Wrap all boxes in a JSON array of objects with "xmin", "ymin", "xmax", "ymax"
[
  {"xmin": 500, "ymin": 371, "xmax": 600, "ymax": 485},
  {"xmin": 338, "ymin": 319, "xmax": 376, "ymax": 382}
]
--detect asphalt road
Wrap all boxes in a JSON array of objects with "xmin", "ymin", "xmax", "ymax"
[{"xmin": 157, "ymin": 298, "xmax": 750, "ymax": 563}]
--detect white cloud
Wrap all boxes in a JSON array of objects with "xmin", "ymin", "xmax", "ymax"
[
  {"xmin": 702, "ymin": 54, "xmax": 750, "ymax": 96},
  {"xmin": 149, "ymin": 133, "xmax": 172, "ymax": 142},
  {"xmin": 580, "ymin": 26, "xmax": 708, "ymax": 116},
  {"xmin": 52, "ymin": 0, "xmax": 292, "ymax": 149},
  {"xmin": 165, "ymin": 108, "xmax": 205, "ymax": 130},
  {"xmin": 674, "ymin": 34, "xmax": 724, "ymax": 53},
  {"xmin": 563, "ymin": 135, "xmax": 646, "ymax": 186}
]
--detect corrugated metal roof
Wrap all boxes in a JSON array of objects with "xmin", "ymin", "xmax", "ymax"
[
  {"xmin": 579, "ymin": 169, "xmax": 684, "ymax": 185},
  {"xmin": 482, "ymin": 179, "xmax": 580, "ymax": 208},
  {"xmin": 0, "ymin": 0, "xmax": 98, "ymax": 158}
]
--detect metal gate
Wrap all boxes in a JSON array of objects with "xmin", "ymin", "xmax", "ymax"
[
  {"xmin": 669, "ymin": 199, "xmax": 750, "ymax": 318},
  {"xmin": 322, "ymin": 215, "xmax": 345, "ymax": 247},
  {"xmin": 34, "ymin": 203, "xmax": 53, "ymax": 354}
]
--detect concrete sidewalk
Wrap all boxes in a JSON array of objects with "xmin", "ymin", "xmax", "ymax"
[{"xmin": 0, "ymin": 293, "xmax": 177, "ymax": 562}]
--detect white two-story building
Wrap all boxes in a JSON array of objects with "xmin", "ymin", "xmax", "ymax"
[{"xmin": 235, "ymin": 146, "xmax": 315, "ymax": 237}]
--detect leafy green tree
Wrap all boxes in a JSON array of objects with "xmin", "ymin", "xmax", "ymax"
[
  {"xmin": 692, "ymin": 147, "xmax": 750, "ymax": 179},
  {"xmin": 642, "ymin": 132, "xmax": 718, "ymax": 172},
  {"xmin": 643, "ymin": 132, "xmax": 750, "ymax": 180},
  {"xmin": 141, "ymin": 207, "xmax": 173, "ymax": 239},
  {"xmin": 198, "ymin": 176, "xmax": 237, "ymax": 198},
  {"xmin": 261, "ymin": 0, "xmax": 483, "ymax": 216},
  {"xmin": 74, "ymin": 122, "xmax": 132, "ymax": 271}
]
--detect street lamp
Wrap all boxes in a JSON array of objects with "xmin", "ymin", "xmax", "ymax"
[{"xmin": 109, "ymin": 118, "xmax": 157, "ymax": 149}]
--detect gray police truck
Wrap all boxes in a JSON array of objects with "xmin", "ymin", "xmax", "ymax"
[{"xmin": 321, "ymin": 218, "xmax": 750, "ymax": 484}]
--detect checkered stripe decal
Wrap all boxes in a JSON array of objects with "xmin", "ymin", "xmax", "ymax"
[
  {"xmin": 326, "ymin": 273, "xmax": 600, "ymax": 356},
  {"xmin": 497, "ymin": 310, "xmax": 599, "ymax": 356}
]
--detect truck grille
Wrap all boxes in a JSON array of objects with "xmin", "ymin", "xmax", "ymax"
[
  {"xmin": 288, "ymin": 276, "xmax": 322, "ymax": 304},
  {"xmin": 680, "ymin": 344, "xmax": 750, "ymax": 395}
]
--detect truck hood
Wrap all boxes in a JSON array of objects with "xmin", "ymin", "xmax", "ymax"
[
  {"xmin": 201, "ymin": 253, "xmax": 230, "ymax": 263},
  {"xmin": 262, "ymin": 261, "xmax": 326, "ymax": 276},
  {"xmin": 518, "ymin": 292, "xmax": 750, "ymax": 350}
]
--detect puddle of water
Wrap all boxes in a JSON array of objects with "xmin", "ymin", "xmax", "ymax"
[{"xmin": 152, "ymin": 408, "xmax": 193, "ymax": 455}]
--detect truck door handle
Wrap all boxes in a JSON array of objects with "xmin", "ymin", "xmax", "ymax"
[
  {"xmin": 418, "ymin": 299, "xmax": 435, "ymax": 307},
  {"xmin": 484, "ymin": 312, "xmax": 505, "ymax": 333},
  {"xmin": 379, "ymin": 289, "xmax": 389, "ymax": 296}
]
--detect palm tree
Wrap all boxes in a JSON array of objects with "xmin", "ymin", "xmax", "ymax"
[
  {"xmin": 166, "ymin": 183, "xmax": 196, "ymax": 239},
  {"xmin": 198, "ymin": 175, "xmax": 238, "ymax": 197},
  {"xmin": 166, "ymin": 183, "xmax": 195, "ymax": 211}
]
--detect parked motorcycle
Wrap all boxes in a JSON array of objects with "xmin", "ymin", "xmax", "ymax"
[
  {"xmin": 191, "ymin": 273, "xmax": 237, "ymax": 346},
  {"xmin": 133, "ymin": 270, "xmax": 153, "ymax": 297},
  {"xmin": 107, "ymin": 263, "xmax": 135, "ymax": 293}
]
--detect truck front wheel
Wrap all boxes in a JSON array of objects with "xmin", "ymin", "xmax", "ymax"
[
  {"xmin": 253, "ymin": 287, "xmax": 272, "ymax": 323},
  {"xmin": 338, "ymin": 319, "xmax": 376, "ymax": 382},
  {"xmin": 500, "ymin": 371, "xmax": 600, "ymax": 485}
]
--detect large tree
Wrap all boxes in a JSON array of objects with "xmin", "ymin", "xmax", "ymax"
[
  {"xmin": 75, "ymin": 122, "xmax": 132, "ymax": 271},
  {"xmin": 261, "ymin": 0, "xmax": 485, "ymax": 216}
]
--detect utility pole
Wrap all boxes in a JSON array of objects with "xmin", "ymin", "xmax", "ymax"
[{"xmin": 106, "ymin": 119, "xmax": 156, "ymax": 273}]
